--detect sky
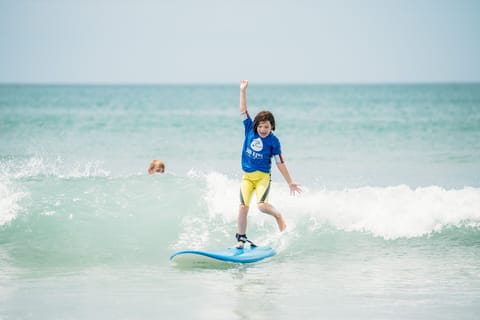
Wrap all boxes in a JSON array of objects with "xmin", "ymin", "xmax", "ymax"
[{"xmin": 0, "ymin": 0, "xmax": 479, "ymax": 84}]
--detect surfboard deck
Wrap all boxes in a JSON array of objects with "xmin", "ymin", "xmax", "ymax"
[{"xmin": 170, "ymin": 246, "xmax": 276, "ymax": 264}]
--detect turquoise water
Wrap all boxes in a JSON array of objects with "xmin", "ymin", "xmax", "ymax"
[{"xmin": 1, "ymin": 84, "xmax": 480, "ymax": 319}]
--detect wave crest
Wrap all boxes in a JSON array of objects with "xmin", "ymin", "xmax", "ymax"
[
  {"xmin": 199, "ymin": 173, "xmax": 480, "ymax": 240},
  {"xmin": 0, "ymin": 179, "xmax": 27, "ymax": 225},
  {"xmin": 293, "ymin": 185, "xmax": 480, "ymax": 239},
  {"xmin": 0, "ymin": 156, "xmax": 110, "ymax": 179}
]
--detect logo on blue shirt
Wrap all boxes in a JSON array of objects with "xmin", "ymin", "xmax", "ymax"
[{"xmin": 250, "ymin": 138, "xmax": 263, "ymax": 152}]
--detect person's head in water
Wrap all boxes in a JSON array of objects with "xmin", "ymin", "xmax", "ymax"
[{"xmin": 148, "ymin": 160, "xmax": 165, "ymax": 174}]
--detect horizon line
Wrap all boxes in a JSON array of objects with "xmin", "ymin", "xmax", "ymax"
[{"xmin": 1, "ymin": 81, "xmax": 479, "ymax": 86}]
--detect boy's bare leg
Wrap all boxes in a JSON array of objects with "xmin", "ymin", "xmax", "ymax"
[
  {"xmin": 257, "ymin": 203, "xmax": 287, "ymax": 231},
  {"xmin": 237, "ymin": 205, "xmax": 249, "ymax": 248}
]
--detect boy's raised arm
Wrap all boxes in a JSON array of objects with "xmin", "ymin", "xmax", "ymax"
[{"xmin": 240, "ymin": 80, "xmax": 248, "ymax": 114}]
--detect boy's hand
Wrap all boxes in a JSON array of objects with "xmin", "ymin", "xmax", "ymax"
[
  {"xmin": 240, "ymin": 80, "xmax": 248, "ymax": 91},
  {"xmin": 289, "ymin": 183, "xmax": 302, "ymax": 196}
]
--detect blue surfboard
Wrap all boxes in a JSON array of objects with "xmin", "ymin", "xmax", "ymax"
[{"xmin": 170, "ymin": 246, "xmax": 276, "ymax": 264}]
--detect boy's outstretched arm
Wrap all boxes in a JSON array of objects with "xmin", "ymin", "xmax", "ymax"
[
  {"xmin": 240, "ymin": 80, "xmax": 248, "ymax": 114},
  {"xmin": 276, "ymin": 162, "xmax": 302, "ymax": 196}
]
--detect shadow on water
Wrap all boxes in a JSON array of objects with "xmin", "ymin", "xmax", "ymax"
[{"xmin": 168, "ymin": 254, "xmax": 276, "ymax": 271}]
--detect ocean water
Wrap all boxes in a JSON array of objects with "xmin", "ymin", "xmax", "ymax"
[{"xmin": 1, "ymin": 83, "xmax": 479, "ymax": 319}]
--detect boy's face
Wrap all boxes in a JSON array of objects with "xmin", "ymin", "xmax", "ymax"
[{"xmin": 256, "ymin": 121, "xmax": 272, "ymax": 138}]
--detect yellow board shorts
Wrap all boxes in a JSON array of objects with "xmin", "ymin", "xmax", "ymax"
[{"xmin": 240, "ymin": 171, "xmax": 271, "ymax": 206}]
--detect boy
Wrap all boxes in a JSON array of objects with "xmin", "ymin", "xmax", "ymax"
[{"xmin": 236, "ymin": 80, "xmax": 301, "ymax": 248}]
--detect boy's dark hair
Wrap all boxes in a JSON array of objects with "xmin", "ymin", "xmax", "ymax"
[{"xmin": 253, "ymin": 110, "xmax": 276, "ymax": 132}]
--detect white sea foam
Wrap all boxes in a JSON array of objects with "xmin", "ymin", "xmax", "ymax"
[
  {"xmin": 0, "ymin": 179, "xmax": 27, "ymax": 226},
  {"xmin": 293, "ymin": 185, "xmax": 480, "ymax": 239},
  {"xmin": 199, "ymin": 172, "xmax": 480, "ymax": 240},
  {"xmin": 1, "ymin": 156, "xmax": 110, "ymax": 179}
]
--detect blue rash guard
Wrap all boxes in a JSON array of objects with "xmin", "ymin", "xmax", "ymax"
[{"xmin": 241, "ymin": 113, "xmax": 282, "ymax": 173}]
